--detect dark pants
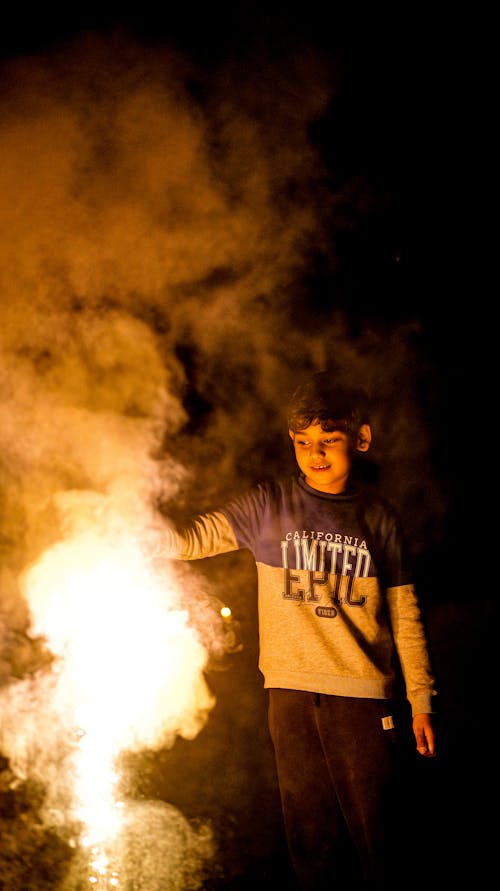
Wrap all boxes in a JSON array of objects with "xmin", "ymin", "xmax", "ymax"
[{"xmin": 268, "ymin": 689, "xmax": 411, "ymax": 890}]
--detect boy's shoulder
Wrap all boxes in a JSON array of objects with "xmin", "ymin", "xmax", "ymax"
[
  {"xmin": 239, "ymin": 474, "xmax": 297, "ymax": 501},
  {"xmin": 356, "ymin": 481, "xmax": 397, "ymax": 509},
  {"xmin": 220, "ymin": 474, "xmax": 299, "ymax": 509},
  {"xmin": 355, "ymin": 485, "xmax": 407, "ymax": 544}
]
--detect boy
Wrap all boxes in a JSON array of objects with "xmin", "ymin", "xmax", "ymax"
[{"xmin": 158, "ymin": 371, "xmax": 437, "ymax": 888}]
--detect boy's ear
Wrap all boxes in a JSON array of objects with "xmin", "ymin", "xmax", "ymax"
[
  {"xmin": 356, "ymin": 424, "xmax": 371, "ymax": 452},
  {"xmin": 289, "ymin": 429, "xmax": 295, "ymax": 440}
]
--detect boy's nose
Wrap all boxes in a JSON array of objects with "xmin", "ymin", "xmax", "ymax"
[{"xmin": 312, "ymin": 443, "xmax": 326, "ymax": 456}]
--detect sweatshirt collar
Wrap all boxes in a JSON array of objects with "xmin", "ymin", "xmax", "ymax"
[{"xmin": 296, "ymin": 473, "xmax": 360, "ymax": 501}]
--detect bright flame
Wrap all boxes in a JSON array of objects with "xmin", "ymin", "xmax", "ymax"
[{"xmin": 20, "ymin": 525, "xmax": 216, "ymax": 876}]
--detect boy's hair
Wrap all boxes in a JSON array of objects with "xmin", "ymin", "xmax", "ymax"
[{"xmin": 287, "ymin": 372, "xmax": 370, "ymax": 435}]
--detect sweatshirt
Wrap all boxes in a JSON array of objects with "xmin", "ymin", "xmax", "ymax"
[{"xmin": 165, "ymin": 474, "xmax": 437, "ymax": 716}]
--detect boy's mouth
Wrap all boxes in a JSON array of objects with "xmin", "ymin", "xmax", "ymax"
[{"xmin": 310, "ymin": 464, "xmax": 330, "ymax": 471}]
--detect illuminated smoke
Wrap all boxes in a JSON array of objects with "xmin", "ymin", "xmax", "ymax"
[{"xmin": 0, "ymin": 29, "xmax": 443, "ymax": 889}]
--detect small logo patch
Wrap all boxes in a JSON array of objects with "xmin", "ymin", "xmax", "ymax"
[
  {"xmin": 315, "ymin": 606, "xmax": 338, "ymax": 619},
  {"xmin": 382, "ymin": 715, "xmax": 395, "ymax": 730}
]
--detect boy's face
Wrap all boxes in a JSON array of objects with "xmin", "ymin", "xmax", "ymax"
[{"xmin": 289, "ymin": 422, "xmax": 371, "ymax": 494}]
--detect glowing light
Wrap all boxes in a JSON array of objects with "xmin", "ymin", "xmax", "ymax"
[
  {"xmin": 220, "ymin": 606, "xmax": 232, "ymax": 619},
  {"xmin": 20, "ymin": 525, "xmax": 216, "ymax": 880}
]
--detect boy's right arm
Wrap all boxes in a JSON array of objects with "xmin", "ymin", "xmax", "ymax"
[{"xmin": 154, "ymin": 511, "xmax": 240, "ymax": 561}]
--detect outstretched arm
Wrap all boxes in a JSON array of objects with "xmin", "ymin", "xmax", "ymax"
[{"xmin": 150, "ymin": 510, "xmax": 240, "ymax": 561}]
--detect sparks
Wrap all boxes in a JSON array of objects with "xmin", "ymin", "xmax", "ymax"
[{"xmin": 21, "ymin": 524, "xmax": 216, "ymax": 877}]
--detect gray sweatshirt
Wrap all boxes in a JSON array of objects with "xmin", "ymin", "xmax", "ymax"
[{"xmin": 164, "ymin": 474, "xmax": 437, "ymax": 716}]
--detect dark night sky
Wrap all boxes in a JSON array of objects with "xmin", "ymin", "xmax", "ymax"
[{"xmin": 0, "ymin": 7, "xmax": 490, "ymax": 889}]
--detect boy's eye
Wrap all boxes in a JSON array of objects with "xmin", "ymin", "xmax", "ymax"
[{"xmin": 296, "ymin": 437, "xmax": 342, "ymax": 447}]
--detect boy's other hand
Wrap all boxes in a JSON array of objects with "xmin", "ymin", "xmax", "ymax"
[{"xmin": 413, "ymin": 713, "xmax": 436, "ymax": 757}]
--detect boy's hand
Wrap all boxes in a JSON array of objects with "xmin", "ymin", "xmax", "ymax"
[
  {"xmin": 142, "ymin": 520, "xmax": 178, "ymax": 561},
  {"xmin": 412, "ymin": 713, "xmax": 436, "ymax": 757}
]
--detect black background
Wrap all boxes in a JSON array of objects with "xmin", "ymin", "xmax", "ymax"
[{"xmin": 0, "ymin": 5, "xmax": 491, "ymax": 888}]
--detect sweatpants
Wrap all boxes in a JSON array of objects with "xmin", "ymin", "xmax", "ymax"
[{"xmin": 268, "ymin": 689, "xmax": 411, "ymax": 890}]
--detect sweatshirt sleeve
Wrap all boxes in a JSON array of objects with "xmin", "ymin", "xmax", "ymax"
[
  {"xmin": 160, "ymin": 511, "xmax": 240, "ymax": 560},
  {"xmin": 385, "ymin": 583, "xmax": 438, "ymax": 716},
  {"xmin": 374, "ymin": 498, "xmax": 438, "ymax": 716}
]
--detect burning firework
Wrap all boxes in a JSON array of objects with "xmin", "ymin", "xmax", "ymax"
[{"xmin": 0, "ymin": 495, "xmax": 232, "ymax": 889}]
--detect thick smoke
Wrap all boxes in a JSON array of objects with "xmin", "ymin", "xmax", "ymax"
[{"xmin": 0, "ymin": 30, "xmax": 444, "ymax": 889}]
